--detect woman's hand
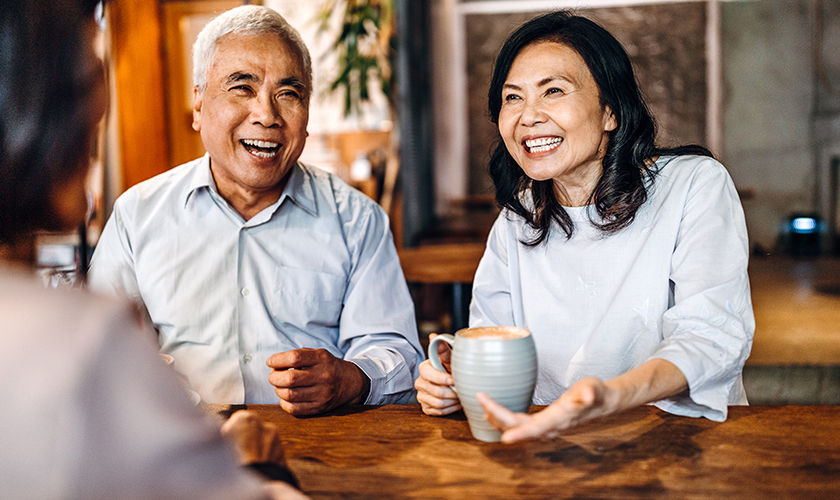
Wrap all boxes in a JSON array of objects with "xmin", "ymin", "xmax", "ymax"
[
  {"xmin": 477, "ymin": 377, "xmax": 611, "ymax": 442},
  {"xmin": 220, "ymin": 410, "xmax": 286, "ymax": 466},
  {"xmin": 477, "ymin": 358, "xmax": 689, "ymax": 443},
  {"xmin": 414, "ymin": 334, "xmax": 462, "ymax": 416}
]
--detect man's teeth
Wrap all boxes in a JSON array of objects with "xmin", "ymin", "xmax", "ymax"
[
  {"xmin": 524, "ymin": 137, "xmax": 562, "ymax": 152},
  {"xmin": 242, "ymin": 139, "xmax": 279, "ymax": 148},
  {"xmin": 241, "ymin": 139, "xmax": 280, "ymax": 158}
]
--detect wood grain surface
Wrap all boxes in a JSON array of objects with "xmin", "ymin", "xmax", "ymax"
[{"xmin": 206, "ymin": 404, "xmax": 840, "ymax": 498}]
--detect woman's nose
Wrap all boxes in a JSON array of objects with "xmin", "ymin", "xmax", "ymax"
[{"xmin": 519, "ymin": 99, "xmax": 547, "ymax": 127}]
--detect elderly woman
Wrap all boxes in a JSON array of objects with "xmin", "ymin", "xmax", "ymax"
[
  {"xmin": 415, "ymin": 11, "xmax": 754, "ymax": 442},
  {"xmin": 0, "ymin": 1, "xmax": 303, "ymax": 497}
]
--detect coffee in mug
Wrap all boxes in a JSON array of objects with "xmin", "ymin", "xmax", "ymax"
[{"xmin": 428, "ymin": 326, "xmax": 537, "ymax": 442}]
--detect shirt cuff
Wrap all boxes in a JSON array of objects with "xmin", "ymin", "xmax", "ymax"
[
  {"xmin": 648, "ymin": 350, "xmax": 740, "ymax": 421},
  {"xmin": 348, "ymin": 357, "xmax": 415, "ymax": 405}
]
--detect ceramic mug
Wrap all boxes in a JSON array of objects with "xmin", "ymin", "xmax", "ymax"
[{"xmin": 428, "ymin": 326, "xmax": 537, "ymax": 442}]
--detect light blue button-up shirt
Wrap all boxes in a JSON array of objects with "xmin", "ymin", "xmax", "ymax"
[{"xmin": 89, "ymin": 155, "xmax": 423, "ymax": 404}]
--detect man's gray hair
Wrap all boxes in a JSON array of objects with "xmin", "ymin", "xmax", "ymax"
[{"xmin": 192, "ymin": 5, "xmax": 312, "ymax": 93}]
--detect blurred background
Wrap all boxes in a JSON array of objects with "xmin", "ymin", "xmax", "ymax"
[{"xmin": 40, "ymin": 0, "xmax": 840, "ymax": 404}]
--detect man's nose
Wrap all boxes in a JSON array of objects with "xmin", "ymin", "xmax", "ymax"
[{"xmin": 251, "ymin": 94, "xmax": 282, "ymax": 128}]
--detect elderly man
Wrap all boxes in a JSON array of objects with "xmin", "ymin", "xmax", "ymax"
[{"xmin": 89, "ymin": 5, "xmax": 422, "ymax": 415}]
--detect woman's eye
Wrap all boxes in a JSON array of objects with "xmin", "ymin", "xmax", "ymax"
[
  {"xmin": 503, "ymin": 93, "xmax": 521, "ymax": 102},
  {"xmin": 545, "ymin": 87, "xmax": 564, "ymax": 96}
]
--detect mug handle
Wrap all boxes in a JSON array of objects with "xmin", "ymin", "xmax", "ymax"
[{"xmin": 427, "ymin": 334, "xmax": 456, "ymax": 393}]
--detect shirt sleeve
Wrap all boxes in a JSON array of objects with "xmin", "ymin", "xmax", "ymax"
[
  {"xmin": 470, "ymin": 211, "xmax": 517, "ymax": 328},
  {"xmin": 72, "ymin": 301, "xmax": 268, "ymax": 499},
  {"xmin": 649, "ymin": 159, "xmax": 755, "ymax": 421},
  {"xmin": 88, "ymin": 194, "xmax": 142, "ymax": 302},
  {"xmin": 337, "ymin": 201, "xmax": 424, "ymax": 405}
]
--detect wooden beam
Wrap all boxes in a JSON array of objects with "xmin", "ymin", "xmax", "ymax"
[{"xmin": 108, "ymin": 0, "xmax": 170, "ymax": 192}]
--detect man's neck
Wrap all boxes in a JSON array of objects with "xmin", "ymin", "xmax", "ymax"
[
  {"xmin": 209, "ymin": 168, "xmax": 291, "ymax": 221},
  {"xmin": 221, "ymin": 188, "xmax": 284, "ymax": 221}
]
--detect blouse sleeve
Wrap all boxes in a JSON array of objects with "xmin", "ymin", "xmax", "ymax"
[
  {"xmin": 650, "ymin": 158, "xmax": 755, "ymax": 421},
  {"xmin": 470, "ymin": 211, "xmax": 518, "ymax": 328}
]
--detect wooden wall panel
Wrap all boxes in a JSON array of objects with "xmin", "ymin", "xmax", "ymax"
[{"xmin": 108, "ymin": 0, "xmax": 170, "ymax": 192}]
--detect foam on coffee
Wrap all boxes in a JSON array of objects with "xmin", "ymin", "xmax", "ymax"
[{"xmin": 457, "ymin": 326, "xmax": 529, "ymax": 340}]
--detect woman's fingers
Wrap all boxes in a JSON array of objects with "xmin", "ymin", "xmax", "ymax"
[
  {"xmin": 415, "ymin": 359, "xmax": 460, "ymax": 416},
  {"xmin": 417, "ymin": 359, "xmax": 454, "ymax": 386},
  {"xmin": 476, "ymin": 392, "xmax": 523, "ymax": 430}
]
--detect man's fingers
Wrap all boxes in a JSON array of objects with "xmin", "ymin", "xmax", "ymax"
[
  {"xmin": 268, "ymin": 365, "xmax": 316, "ymax": 389},
  {"xmin": 266, "ymin": 348, "xmax": 325, "ymax": 369},
  {"xmin": 273, "ymin": 384, "xmax": 325, "ymax": 403},
  {"xmin": 276, "ymin": 398, "xmax": 326, "ymax": 417}
]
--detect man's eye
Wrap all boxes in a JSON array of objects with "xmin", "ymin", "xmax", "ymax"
[
  {"xmin": 277, "ymin": 90, "xmax": 302, "ymax": 100},
  {"xmin": 230, "ymin": 85, "xmax": 253, "ymax": 94}
]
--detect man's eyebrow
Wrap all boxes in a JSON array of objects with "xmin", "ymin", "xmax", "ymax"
[
  {"xmin": 225, "ymin": 72, "xmax": 259, "ymax": 85},
  {"xmin": 279, "ymin": 77, "xmax": 306, "ymax": 92}
]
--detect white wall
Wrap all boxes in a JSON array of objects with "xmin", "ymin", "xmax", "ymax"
[{"xmin": 721, "ymin": 0, "xmax": 818, "ymax": 251}]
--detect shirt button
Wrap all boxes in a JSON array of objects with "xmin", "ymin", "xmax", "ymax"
[
  {"xmin": 243, "ymin": 354, "xmax": 252, "ymax": 362},
  {"xmin": 240, "ymin": 287, "xmax": 249, "ymax": 297}
]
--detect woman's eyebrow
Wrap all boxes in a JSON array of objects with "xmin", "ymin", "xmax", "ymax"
[
  {"xmin": 503, "ymin": 75, "xmax": 573, "ymax": 90},
  {"xmin": 538, "ymin": 75, "xmax": 573, "ymax": 86}
]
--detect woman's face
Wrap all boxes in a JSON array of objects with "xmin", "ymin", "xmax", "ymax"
[{"xmin": 498, "ymin": 41, "xmax": 616, "ymax": 203}]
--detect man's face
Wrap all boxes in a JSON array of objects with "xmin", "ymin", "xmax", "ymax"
[{"xmin": 192, "ymin": 32, "xmax": 309, "ymax": 202}]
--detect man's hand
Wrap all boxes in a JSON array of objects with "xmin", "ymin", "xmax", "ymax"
[
  {"xmin": 266, "ymin": 348, "xmax": 369, "ymax": 416},
  {"xmin": 414, "ymin": 334, "xmax": 461, "ymax": 416},
  {"xmin": 220, "ymin": 410, "xmax": 286, "ymax": 466}
]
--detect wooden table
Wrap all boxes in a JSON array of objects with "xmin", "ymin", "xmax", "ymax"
[
  {"xmin": 397, "ymin": 243, "xmax": 486, "ymax": 331},
  {"xmin": 208, "ymin": 404, "xmax": 840, "ymax": 498}
]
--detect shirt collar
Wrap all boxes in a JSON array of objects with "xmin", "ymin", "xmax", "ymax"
[
  {"xmin": 279, "ymin": 162, "xmax": 318, "ymax": 217},
  {"xmin": 181, "ymin": 154, "xmax": 318, "ymax": 217},
  {"xmin": 183, "ymin": 154, "xmax": 215, "ymax": 207}
]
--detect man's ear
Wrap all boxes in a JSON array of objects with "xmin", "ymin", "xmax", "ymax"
[
  {"xmin": 192, "ymin": 86, "xmax": 203, "ymax": 132},
  {"xmin": 604, "ymin": 105, "xmax": 617, "ymax": 132}
]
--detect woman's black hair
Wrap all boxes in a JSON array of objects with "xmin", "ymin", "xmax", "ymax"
[
  {"xmin": 488, "ymin": 10, "xmax": 712, "ymax": 245},
  {"xmin": 0, "ymin": 0, "xmax": 103, "ymax": 244}
]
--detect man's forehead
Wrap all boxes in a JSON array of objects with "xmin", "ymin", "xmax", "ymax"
[{"xmin": 210, "ymin": 34, "xmax": 306, "ymax": 81}]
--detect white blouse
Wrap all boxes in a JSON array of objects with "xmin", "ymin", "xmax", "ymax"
[{"xmin": 470, "ymin": 155, "xmax": 755, "ymax": 421}]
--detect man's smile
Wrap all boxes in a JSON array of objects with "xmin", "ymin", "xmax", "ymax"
[{"xmin": 241, "ymin": 138, "xmax": 281, "ymax": 159}]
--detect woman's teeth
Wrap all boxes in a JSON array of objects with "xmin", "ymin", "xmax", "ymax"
[
  {"xmin": 241, "ymin": 139, "xmax": 280, "ymax": 158},
  {"xmin": 524, "ymin": 137, "xmax": 562, "ymax": 153}
]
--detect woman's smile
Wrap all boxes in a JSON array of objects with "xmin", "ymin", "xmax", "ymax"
[{"xmin": 522, "ymin": 135, "xmax": 563, "ymax": 155}]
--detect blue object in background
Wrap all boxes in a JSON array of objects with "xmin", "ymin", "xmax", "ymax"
[{"xmin": 787, "ymin": 213, "xmax": 821, "ymax": 256}]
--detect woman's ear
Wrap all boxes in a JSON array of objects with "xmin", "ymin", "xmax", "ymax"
[{"xmin": 603, "ymin": 106, "xmax": 617, "ymax": 132}]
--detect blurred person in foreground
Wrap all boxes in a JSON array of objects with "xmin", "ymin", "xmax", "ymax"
[
  {"xmin": 415, "ymin": 11, "xmax": 754, "ymax": 442},
  {"xmin": 0, "ymin": 1, "xmax": 304, "ymax": 497},
  {"xmin": 88, "ymin": 5, "xmax": 422, "ymax": 414}
]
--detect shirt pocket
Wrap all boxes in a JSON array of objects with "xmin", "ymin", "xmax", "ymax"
[{"xmin": 271, "ymin": 265, "xmax": 347, "ymax": 330}]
